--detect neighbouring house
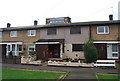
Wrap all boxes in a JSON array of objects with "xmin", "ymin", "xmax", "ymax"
[
  {"xmin": 91, "ymin": 19, "xmax": 120, "ymax": 60},
  {"xmin": 0, "ymin": 21, "xmax": 41, "ymax": 63}
]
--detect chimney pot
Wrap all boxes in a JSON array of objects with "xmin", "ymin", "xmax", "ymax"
[
  {"xmin": 109, "ymin": 14, "xmax": 113, "ymax": 20},
  {"xmin": 34, "ymin": 20, "xmax": 38, "ymax": 26},
  {"xmin": 7, "ymin": 23, "xmax": 11, "ymax": 28}
]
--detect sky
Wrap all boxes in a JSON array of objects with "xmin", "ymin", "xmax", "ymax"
[{"xmin": 0, "ymin": 0, "xmax": 120, "ymax": 28}]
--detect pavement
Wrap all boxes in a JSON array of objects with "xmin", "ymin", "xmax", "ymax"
[{"xmin": 2, "ymin": 63, "xmax": 119, "ymax": 80}]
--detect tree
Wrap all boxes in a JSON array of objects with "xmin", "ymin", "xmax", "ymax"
[{"xmin": 83, "ymin": 40, "xmax": 98, "ymax": 63}]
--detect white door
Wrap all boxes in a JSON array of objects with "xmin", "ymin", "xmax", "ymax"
[{"xmin": 107, "ymin": 44, "xmax": 119, "ymax": 59}]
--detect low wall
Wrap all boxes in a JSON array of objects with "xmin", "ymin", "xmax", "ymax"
[
  {"xmin": 48, "ymin": 60, "xmax": 94, "ymax": 67},
  {"xmin": 21, "ymin": 56, "xmax": 41, "ymax": 65}
]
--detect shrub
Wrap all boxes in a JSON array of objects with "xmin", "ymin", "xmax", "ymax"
[
  {"xmin": 29, "ymin": 51, "xmax": 36, "ymax": 55},
  {"xmin": 83, "ymin": 40, "xmax": 98, "ymax": 63},
  {"xmin": 19, "ymin": 52, "xmax": 26, "ymax": 56}
]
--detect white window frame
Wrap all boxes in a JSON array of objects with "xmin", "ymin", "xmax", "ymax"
[
  {"xmin": 97, "ymin": 26, "xmax": 109, "ymax": 34},
  {"xmin": 10, "ymin": 31, "xmax": 17, "ymax": 37},
  {"xmin": 112, "ymin": 44, "xmax": 118, "ymax": 58},
  {"xmin": 27, "ymin": 30, "xmax": 36, "ymax": 36}
]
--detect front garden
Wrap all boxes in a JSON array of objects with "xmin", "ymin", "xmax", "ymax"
[
  {"xmin": 1, "ymin": 68, "xmax": 67, "ymax": 81},
  {"xmin": 96, "ymin": 73, "xmax": 120, "ymax": 81}
]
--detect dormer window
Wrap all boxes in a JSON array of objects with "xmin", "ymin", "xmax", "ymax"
[
  {"xmin": 10, "ymin": 31, "xmax": 17, "ymax": 37},
  {"xmin": 97, "ymin": 26, "xmax": 109, "ymax": 34}
]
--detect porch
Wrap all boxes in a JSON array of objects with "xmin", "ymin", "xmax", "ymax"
[
  {"xmin": 94, "ymin": 41, "xmax": 120, "ymax": 60},
  {"xmin": 35, "ymin": 39, "xmax": 64, "ymax": 60},
  {"xmin": 0, "ymin": 42, "xmax": 23, "ymax": 64}
]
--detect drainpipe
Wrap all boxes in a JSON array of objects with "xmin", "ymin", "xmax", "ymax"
[{"xmin": 89, "ymin": 24, "xmax": 92, "ymax": 41}]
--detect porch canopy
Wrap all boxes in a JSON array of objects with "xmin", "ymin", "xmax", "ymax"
[{"xmin": 35, "ymin": 39, "xmax": 64, "ymax": 44}]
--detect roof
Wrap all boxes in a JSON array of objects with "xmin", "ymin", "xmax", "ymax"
[{"xmin": 1, "ymin": 20, "xmax": 120, "ymax": 31}]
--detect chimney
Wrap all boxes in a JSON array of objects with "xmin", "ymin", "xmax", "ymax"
[
  {"xmin": 7, "ymin": 23, "xmax": 11, "ymax": 28},
  {"xmin": 109, "ymin": 14, "xmax": 113, "ymax": 20},
  {"xmin": 34, "ymin": 20, "xmax": 38, "ymax": 26}
]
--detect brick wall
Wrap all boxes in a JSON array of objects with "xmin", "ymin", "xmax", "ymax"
[{"xmin": 91, "ymin": 24, "xmax": 119, "ymax": 41}]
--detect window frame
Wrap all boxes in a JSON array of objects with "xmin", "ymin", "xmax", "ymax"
[
  {"xmin": 27, "ymin": 30, "xmax": 36, "ymax": 36},
  {"xmin": 97, "ymin": 26, "xmax": 109, "ymax": 34},
  {"xmin": 10, "ymin": 31, "xmax": 17, "ymax": 37},
  {"xmin": 70, "ymin": 27, "xmax": 81, "ymax": 34},
  {"xmin": 47, "ymin": 28, "xmax": 57, "ymax": 35},
  {"xmin": 112, "ymin": 44, "xmax": 118, "ymax": 58},
  {"xmin": 72, "ymin": 44, "xmax": 84, "ymax": 52}
]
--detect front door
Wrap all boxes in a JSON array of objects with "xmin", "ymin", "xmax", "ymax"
[
  {"xmin": 107, "ymin": 44, "xmax": 119, "ymax": 59},
  {"xmin": 36, "ymin": 44, "xmax": 48, "ymax": 60},
  {"xmin": 94, "ymin": 44, "xmax": 107, "ymax": 59}
]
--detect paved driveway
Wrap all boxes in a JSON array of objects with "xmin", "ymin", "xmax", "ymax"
[{"xmin": 2, "ymin": 63, "xmax": 119, "ymax": 80}]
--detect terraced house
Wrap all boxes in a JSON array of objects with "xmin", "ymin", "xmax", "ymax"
[
  {"xmin": 35, "ymin": 17, "xmax": 90, "ymax": 60},
  {"xmin": 0, "ymin": 21, "xmax": 41, "ymax": 63},
  {"xmin": 0, "ymin": 16, "xmax": 120, "ymax": 63},
  {"xmin": 91, "ymin": 20, "xmax": 120, "ymax": 60}
]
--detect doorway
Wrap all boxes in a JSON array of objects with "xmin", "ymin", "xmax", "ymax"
[{"xmin": 48, "ymin": 44, "xmax": 60, "ymax": 58}]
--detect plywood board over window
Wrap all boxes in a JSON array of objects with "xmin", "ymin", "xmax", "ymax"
[{"xmin": 70, "ymin": 27, "xmax": 81, "ymax": 34}]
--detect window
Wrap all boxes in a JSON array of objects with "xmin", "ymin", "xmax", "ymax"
[
  {"xmin": 47, "ymin": 28, "xmax": 56, "ymax": 35},
  {"xmin": 17, "ymin": 45, "xmax": 22, "ymax": 51},
  {"xmin": 97, "ymin": 26, "xmax": 109, "ymax": 34},
  {"xmin": 70, "ymin": 27, "xmax": 81, "ymax": 34},
  {"xmin": 17, "ymin": 45, "xmax": 22, "ymax": 55},
  {"xmin": 28, "ymin": 44, "xmax": 35, "ymax": 54},
  {"xmin": 112, "ymin": 44, "xmax": 118, "ymax": 57},
  {"xmin": 0, "ymin": 32, "xmax": 2, "ymax": 38},
  {"xmin": 10, "ymin": 31, "xmax": 17, "ymax": 37},
  {"xmin": 27, "ymin": 30, "xmax": 36, "ymax": 36},
  {"xmin": 72, "ymin": 44, "xmax": 84, "ymax": 51}
]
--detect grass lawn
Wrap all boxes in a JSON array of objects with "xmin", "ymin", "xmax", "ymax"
[
  {"xmin": 96, "ymin": 73, "xmax": 120, "ymax": 81},
  {"xmin": 1, "ymin": 68, "xmax": 67, "ymax": 81}
]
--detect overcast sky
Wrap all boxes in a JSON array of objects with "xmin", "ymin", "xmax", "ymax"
[{"xmin": 0, "ymin": 0, "xmax": 119, "ymax": 28}]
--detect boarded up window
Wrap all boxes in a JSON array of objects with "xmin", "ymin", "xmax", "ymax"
[
  {"xmin": 47, "ymin": 28, "xmax": 56, "ymax": 35},
  {"xmin": 72, "ymin": 44, "xmax": 84, "ymax": 51},
  {"xmin": 70, "ymin": 27, "xmax": 81, "ymax": 34}
]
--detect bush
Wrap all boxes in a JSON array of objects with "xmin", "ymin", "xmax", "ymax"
[
  {"xmin": 29, "ymin": 51, "xmax": 36, "ymax": 55},
  {"xmin": 19, "ymin": 52, "xmax": 26, "ymax": 56},
  {"xmin": 83, "ymin": 40, "xmax": 98, "ymax": 63}
]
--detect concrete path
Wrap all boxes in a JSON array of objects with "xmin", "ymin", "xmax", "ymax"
[{"xmin": 2, "ymin": 63, "xmax": 119, "ymax": 80}]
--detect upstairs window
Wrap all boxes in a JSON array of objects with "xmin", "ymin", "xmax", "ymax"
[
  {"xmin": 47, "ymin": 28, "xmax": 56, "ymax": 35},
  {"xmin": 27, "ymin": 30, "xmax": 36, "ymax": 36},
  {"xmin": 10, "ymin": 31, "xmax": 17, "ymax": 37},
  {"xmin": 72, "ymin": 44, "xmax": 84, "ymax": 51},
  {"xmin": 70, "ymin": 27, "xmax": 81, "ymax": 34},
  {"xmin": 97, "ymin": 26, "xmax": 109, "ymax": 34},
  {"xmin": 0, "ymin": 32, "xmax": 2, "ymax": 38}
]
